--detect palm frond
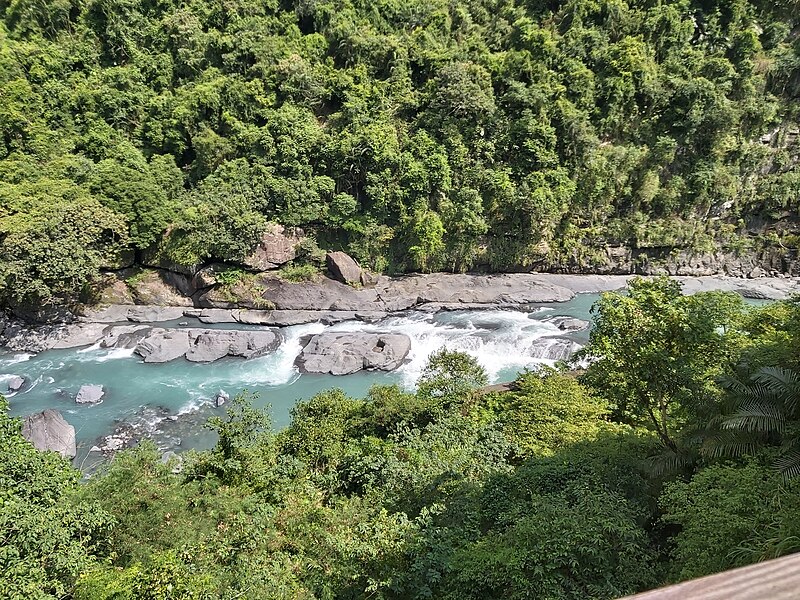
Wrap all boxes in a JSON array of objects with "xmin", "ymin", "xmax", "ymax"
[
  {"xmin": 721, "ymin": 400, "xmax": 786, "ymax": 434},
  {"xmin": 774, "ymin": 450, "xmax": 800, "ymax": 481},
  {"xmin": 644, "ymin": 448, "xmax": 695, "ymax": 477},
  {"xmin": 754, "ymin": 367, "xmax": 800, "ymax": 415},
  {"xmin": 701, "ymin": 429, "xmax": 765, "ymax": 459}
]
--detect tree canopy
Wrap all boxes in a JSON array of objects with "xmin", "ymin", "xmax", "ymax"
[{"xmin": 0, "ymin": 0, "xmax": 799, "ymax": 308}]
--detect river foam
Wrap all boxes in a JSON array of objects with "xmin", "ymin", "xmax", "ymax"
[{"xmin": 324, "ymin": 308, "xmax": 574, "ymax": 386}]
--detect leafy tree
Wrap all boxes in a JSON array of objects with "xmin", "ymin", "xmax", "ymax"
[
  {"xmin": 0, "ymin": 181, "xmax": 127, "ymax": 308},
  {"xmin": 581, "ymin": 277, "xmax": 745, "ymax": 455},
  {"xmin": 0, "ymin": 398, "xmax": 112, "ymax": 599},
  {"xmin": 660, "ymin": 459, "xmax": 800, "ymax": 581},
  {"xmin": 488, "ymin": 368, "xmax": 614, "ymax": 458},
  {"xmin": 417, "ymin": 348, "xmax": 488, "ymax": 405}
]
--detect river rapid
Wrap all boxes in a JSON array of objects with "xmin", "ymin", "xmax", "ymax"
[{"xmin": 0, "ymin": 294, "xmax": 598, "ymax": 468}]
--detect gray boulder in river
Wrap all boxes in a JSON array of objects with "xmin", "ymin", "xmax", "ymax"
[
  {"xmin": 547, "ymin": 317, "xmax": 590, "ymax": 332},
  {"xmin": 76, "ymin": 384, "xmax": 105, "ymax": 404},
  {"xmin": 134, "ymin": 327, "xmax": 280, "ymax": 363},
  {"xmin": 21, "ymin": 409, "xmax": 77, "ymax": 458},
  {"xmin": 7, "ymin": 375, "xmax": 25, "ymax": 392},
  {"xmin": 298, "ymin": 332, "xmax": 411, "ymax": 375}
]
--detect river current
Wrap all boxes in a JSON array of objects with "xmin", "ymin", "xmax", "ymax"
[{"xmin": 0, "ymin": 293, "xmax": 598, "ymax": 467}]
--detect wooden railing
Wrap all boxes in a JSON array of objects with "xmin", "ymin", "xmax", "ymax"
[{"xmin": 620, "ymin": 552, "xmax": 800, "ymax": 599}]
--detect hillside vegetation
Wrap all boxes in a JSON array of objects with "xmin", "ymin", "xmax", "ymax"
[
  {"xmin": 1, "ymin": 0, "xmax": 799, "ymax": 309},
  {"xmin": 3, "ymin": 278, "xmax": 800, "ymax": 599}
]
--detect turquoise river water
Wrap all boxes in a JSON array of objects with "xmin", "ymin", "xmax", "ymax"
[{"xmin": 1, "ymin": 294, "xmax": 600, "ymax": 467}]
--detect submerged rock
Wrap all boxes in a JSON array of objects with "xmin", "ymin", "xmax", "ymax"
[
  {"xmin": 529, "ymin": 337, "xmax": 583, "ymax": 362},
  {"xmin": 298, "ymin": 332, "xmax": 411, "ymax": 375},
  {"xmin": 21, "ymin": 410, "xmax": 76, "ymax": 458},
  {"xmin": 76, "ymin": 384, "xmax": 105, "ymax": 404}
]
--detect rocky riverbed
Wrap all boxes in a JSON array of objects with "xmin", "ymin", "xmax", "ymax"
[
  {"xmin": 3, "ymin": 270, "xmax": 796, "ymax": 464},
  {"xmin": 3, "ymin": 272, "xmax": 799, "ymax": 356}
]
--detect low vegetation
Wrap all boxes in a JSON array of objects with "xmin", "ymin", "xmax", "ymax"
[{"xmin": 3, "ymin": 278, "xmax": 800, "ymax": 598}]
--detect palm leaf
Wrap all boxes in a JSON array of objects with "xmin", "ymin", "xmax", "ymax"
[
  {"xmin": 753, "ymin": 367, "xmax": 800, "ymax": 415},
  {"xmin": 774, "ymin": 449, "xmax": 800, "ymax": 481},
  {"xmin": 644, "ymin": 448, "xmax": 695, "ymax": 477},
  {"xmin": 722, "ymin": 399, "xmax": 786, "ymax": 433},
  {"xmin": 701, "ymin": 429, "xmax": 765, "ymax": 459}
]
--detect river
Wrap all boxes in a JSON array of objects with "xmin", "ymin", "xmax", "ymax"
[{"xmin": 0, "ymin": 293, "xmax": 603, "ymax": 467}]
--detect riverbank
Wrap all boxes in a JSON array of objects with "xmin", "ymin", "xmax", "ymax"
[{"xmin": 1, "ymin": 272, "xmax": 799, "ymax": 354}]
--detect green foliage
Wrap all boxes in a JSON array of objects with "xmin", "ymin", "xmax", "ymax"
[
  {"xmin": 660, "ymin": 459, "xmax": 800, "ymax": 581},
  {"xmin": 0, "ymin": 180, "xmax": 127, "ymax": 308},
  {"xmin": 0, "ymin": 398, "xmax": 112, "ymax": 599},
  {"xmin": 277, "ymin": 262, "xmax": 319, "ymax": 282},
  {"xmin": 187, "ymin": 392, "xmax": 273, "ymax": 487},
  {"xmin": 582, "ymin": 277, "xmax": 746, "ymax": 453},
  {"xmin": 446, "ymin": 481, "xmax": 657, "ymax": 600},
  {"xmin": 489, "ymin": 368, "xmax": 614, "ymax": 458},
  {"xmin": 416, "ymin": 348, "xmax": 488, "ymax": 405},
  {"xmin": 1, "ymin": 0, "xmax": 798, "ymax": 305},
  {"xmin": 8, "ymin": 288, "xmax": 800, "ymax": 599}
]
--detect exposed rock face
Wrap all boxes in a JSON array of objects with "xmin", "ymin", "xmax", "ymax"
[
  {"xmin": 243, "ymin": 223, "xmax": 304, "ymax": 271},
  {"xmin": 97, "ymin": 276, "xmax": 136, "ymax": 305},
  {"xmin": 7, "ymin": 375, "xmax": 25, "ymax": 392},
  {"xmin": 134, "ymin": 327, "xmax": 280, "ymax": 363},
  {"xmin": 76, "ymin": 384, "xmax": 105, "ymax": 404},
  {"xmin": 326, "ymin": 251, "xmax": 362, "ymax": 285},
  {"xmin": 542, "ymin": 246, "xmax": 800, "ymax": 278},
  {"xmin": 0, "ymin": 320, "xmax": 67, "ymax": 352},
  {"xmin": 298, "ymin": 332, "xmax": 411, "ymax": 375},
  {"xmin": 21, "ymin": 410, "xmax": 76, "ymax": 458},
  {"xmin": 248, "ymin": 273, "xmax": 577, "ymax": 312},
  {"xmin": 77, "ymin": 304, "xmax": 186, "ymax": 324},
  {"xmin": 127, "ymin": 305, "xmax": 188, "ymax": 322}
]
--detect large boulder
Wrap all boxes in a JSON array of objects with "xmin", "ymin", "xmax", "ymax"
[
  {"xmin": 76, "ymin": 384, "xmax": 105, "ymax": 404},
  {"xmin": 7, "ymin": 375, "xmax": 25, "ymax": 392},
  {"xmin": 133, "ymin": 327, "xmax": 280, "ymax": 363},
  {"xmin": 184, "ymin": 329, "xmax": 279, "ymax": 362},
  {"xmin": 21, "ymin": 410, "xmax": 77, "ymax": 458},
  {"xmin": 135, "ymin": 329, "xmax": 191, "ymax": 363},
  {"xmin": 547, "ymin": 316, "xmax": 590, "ymax": 332},
  {"xmin": 254, "ymin": 276, "xmax": 384, "ymax": 311},
  {"xmin": 326, "ymin": 251, "xmax": 362, "ymax": 285},
  {"xmin": 298, "ymin": 332, "xmax": 411, "ymax": 375},
  {"xmin": 243, "ymin": 223, "xmax": 304, "ymax": 271}
]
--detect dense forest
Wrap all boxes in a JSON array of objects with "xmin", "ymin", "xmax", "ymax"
[
  {"xmin": 1, "ymin": 0, "xmax": 800, "ymax": 310},
  {"xmin": 3, "ymin": 278, "xmax": 800, "ymax": 598}
]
